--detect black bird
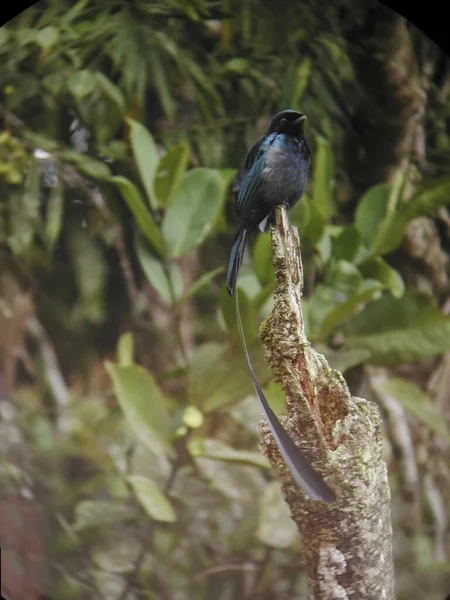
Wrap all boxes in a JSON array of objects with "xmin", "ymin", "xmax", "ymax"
[
  {"xmin": 227, "ymin": 109, "xmax": 311, "ymax": 296},
  {"xmin": 229, "ymin": 110, "xmax": 336, "ymax": 502}
]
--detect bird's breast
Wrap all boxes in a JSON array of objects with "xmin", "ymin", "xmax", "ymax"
[{"xmin": 259, "ymin": 135, "xmax": 309, "ymax": 208}]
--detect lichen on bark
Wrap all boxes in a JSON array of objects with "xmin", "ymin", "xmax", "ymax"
[{"xmin": 259, "ymin": 206, "xmax": 395, "ymax": 600}]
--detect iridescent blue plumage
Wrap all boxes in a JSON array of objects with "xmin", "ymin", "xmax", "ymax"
[{"xmin": 227, "ymin": 110, "xmax": 311, "ymax": 296}]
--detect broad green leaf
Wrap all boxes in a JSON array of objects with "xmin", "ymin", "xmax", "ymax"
[
  {"xmin": 36, "ymin": 26, "xmax": 58, "ymax": 49},
  {"xmin": 359, "ymin": 257, "xmax": 405, "ymax": 298},
  {"xmin": 355, "ymin": 184, "xmax": 390, "ymax": 248},
  {"xmin": 168, "ymin": 263, "xmax": 183, "ymax": 301},
  {"xmin": 263, "ymin": 381, "xmax": 287, "ymax": 416},
  {"xmin": 188, "ymin": 341, "xmax": 269, "ymax": 412},
  {"xmin": 45, "ymin": 179, "xmax": 64, "ymax": 250},
  {"xmin": 354, "ymin": 180, "xmax": 406, "ymax": 255},
  {"xmin": 253, "ymin": 233, "xmax": 274, "ymax": 288},
  {"xmin": 68, "ymin": 70, "xmax": 96, "ymax": 101},
  {"xmin": 332, "ymin": 226, "xmax": 361, "ymax": 263},
  {"xmin": 371, "ymin": 377, "xmax": 450, "ymax": 443},
  {"xmin": 92, "ymin": 534, "xmax": 140, "ymax": 573},
  {"xmin": 220, "ymin": 287, "xmax": 259, "ymax": 344},
  {"xmin": 289, "ymin": 196, "xmax": 311, "ymax": 237},
  {"xmin": 95, "ymin": 73, "xmax": 125, "ymax": 114},
  {"xmin": 309, "ymin": 261, "xmax": 382, "ymax": 339},
  {"xmin": 179, "ymin": 267, "xmax": 223, "ymax": 305},
  {"xmin": 188, "ymin": 438, "xmax": 269, "ymax": 468},
  {"xmin": 318, "ymin": 346, "xmax": 371, "ymax": 373},
  {"xmin": 154, "ymin": 144, "xmax": 189, "ymax": 208},
  {"xmin": 371, "ymin": 212, "xmax": 406, "ymax": 255},
  {"xmin": 195, "ymin": 459, "xmax": 266, "ymax": 501},
  {"xmin": 312, "ymin": 135, "xmax": 334, "ymax": 217},
  {"xmin": 127, "ymin": 475, "xmax": 176, "ymax": 522},
  {"xmin": 112, "ymin": 176, "xmax": 165, "ymax": 256},
  {"xmin": 73, "ymin": 500, "xmax": 134, "ymax": 531},
  {"xmin": 257, "ymin": 481, "xmax": 298, "ymax": 548},
  {"xmin": 128, "ymin": 118, "xmax": 160, "ymax": 210},
  {"xmin": 292, "ymin": 57, "xmax": 312, "ymax": 106},
  {"xmin": 345, "ymin": 292, "xmax": 450, "ymax": 364},
  {"xmin": 403, "ymin": 175, "xmax": 450, "ymax": 221},
  {"xmin": 106, "ymin": 362, "xmax": 171, "ymax": 456},
  {"xmin": 161, "ymin": 168, "xmax": 227, "ymax": 258},
  {"xmin": 63, "ymin": 150, "xmax": 111, "ymax": 180},
  {"xmin": 302, "ymin": 196, "xmax": 325, "ymax": 243},
  {"xmin": 117, "ymin": 332, "xmax": 134, "ymax": 366},
  {"xmin": 135, "ymin": 234, "xmax": 172, "ymax": 303},
  {"xmin": 315, "ymin": 282, "xmax": 382, "ymax": 340}
]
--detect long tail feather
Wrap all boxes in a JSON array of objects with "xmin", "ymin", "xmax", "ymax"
[
  {"xmin": 226, "ymin": 227, "xmax": 248, "ymax": 297},
  {"xmin": 235, "ymin": 291, "xmax": 336, "ymax": 502}
]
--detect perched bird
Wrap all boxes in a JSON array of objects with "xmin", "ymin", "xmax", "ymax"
[
  {"xmin": 230, "ymin": 110, "xmax": 336, "ymax": 502},
  {"xmin": 227, "ymin": 109, "xmax": 311, "ymax": 296}
]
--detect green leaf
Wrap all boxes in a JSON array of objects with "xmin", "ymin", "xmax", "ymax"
[
  {"xmin": 257, "ymin": 481, "xmax": 298, "ymax": 548},
  {"xmin": 112, "ymin": 176, "xmax": 165, "ymax": 256},
  {"xmin": 68, "ymin": 70, "xmax": 96, "ymax": 101},
  {"xmin": 359, "ymin": 257, "xmax": 405, "ymax": 298},
  {"xmin": 188, "ymin": 341, "xmax": 269, "ymax": 413},
  {"xmin": 253, "ymin": 233, "xmax": 274, "ymax": 288},
  {"xmin": 315, "ymin": 282, "xmax": 382, "ymax": 340},
  {"xmin": 179, "ymin": 267, "xmax": 223, "ymax": 305},
  {"xmin": 355, "ymin": 184, "xmax": 390, "ymax": 248},
  {"xmin": 302, "ymin": 196, "xmax": 326, "ymax": 243},
  {"xmin": 220, "ymin": 287, "xmax": 259, "ymax": 344},
  {"xmin": 106, "ymin": 362, "xmax": 171, "ymax": 456},
  {"xmin": 345, "ymin": 292, "xmax": 450, "ymax": 364},
  {"xmin": 308, "ymin": 261, "xmax": 382, "ymax": 339},
  {"xmin": 371, "ymin": 377, "xmax": 450, "ymax": 443},
  {"xmin": 154, "ymin": 144, "xmax": 189, "ymax": 208},
  {"xmin": 45, "ymin": 180, "xmax": 64, "ymax": 250},
  {"xmin": 73, "ymin": 500, "xmax": 134, "ymax": 531},
  {"xmin": 188, "ymin": 438, "xmax": 269, "ymax": 468},
  {"xmin": 403, "ymin": 175, "xmax": 450, "ymax": 221},
  {"xmin": 332, "ymin": 226, "xmax": 361, "ymax": 263},
  {"xmin": 355, "ymin": 184, "xmax": 406, "ymax": 254},
  {"xmin": 289, "ymin": 196, "xmax": 311, "ymax": 237},
  {"xmin": 371, "ymin": 212, "xmax": 406, "ymax": 255},
  {"xmin": 128, "ymin": 118, "xmax": 160, "ymax": 211},
  {"xmin": 92, "ymin": 535, "xmax": 140, "ymax": 574},
  {"xmin": 63, "ymin": 150, "xmax": 111, "ymax": 180},
  {"xmin": 312, "ymin": 135, "xmax": 334, "ymax": 217},
  {"xmin": 127, "ymin": 475, "xmax": 176, "ymax": 522},
  {"xmin": 95, "ymin": 73, "xmax": 125, "ymax": 114},
  {"xmin": 162, "ymin": 168, "xmax": 227, "ymax": 258},
  {"xmin": 36, "ymin": 26, "xmax": 58, "ymax": 50},
  {"xmin": 135, "ymin": 234, "xmax": 172, "ymax": 304},
  {"xmin": 318, "ymin": 346, "xmax": 371, "ymax": 373},
  {"xmin": 117, "ymin": 332, "xmax": 134, "ymax": 366}
]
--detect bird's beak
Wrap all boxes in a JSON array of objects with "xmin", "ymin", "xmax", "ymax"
[{"xmin": 294, "ymin": 115, "xmax": 307, "ymax": 124}]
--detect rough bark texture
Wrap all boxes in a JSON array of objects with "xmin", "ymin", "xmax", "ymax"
[{"xmin": 259, "ymin": 207, "xmax": 394, "ymax": 600}]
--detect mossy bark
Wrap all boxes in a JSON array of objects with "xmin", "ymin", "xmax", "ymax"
[{"xmin": 259, "ymin": 207, "xmax": 395, "ymax": 600}]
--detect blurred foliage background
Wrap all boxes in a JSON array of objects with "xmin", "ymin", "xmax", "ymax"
[{"xmin": 0, "ymin": 1, "xmax": 450, "ymax": 599}]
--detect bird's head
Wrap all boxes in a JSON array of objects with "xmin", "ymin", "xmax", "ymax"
[{"xmin": 267, "ymin": 109, "xmax": 307, "ymax": 137}]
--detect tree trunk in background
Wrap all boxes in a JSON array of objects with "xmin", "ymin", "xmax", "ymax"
[
  {"xmin": 341, "ymin": 4, "xmax": 450, "ymax": 587},
  {"xmin": 260, "ymin": 208, "xmax": 395, "ymax": 600}
]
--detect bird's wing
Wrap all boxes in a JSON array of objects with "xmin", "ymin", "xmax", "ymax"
[
  {"xmin": 233, "ymin": 136, "xmax": 265, "ymax": 197},
  {"xmin": 234, "ymin": 137, "xmax": 268, "ymax": 220}
]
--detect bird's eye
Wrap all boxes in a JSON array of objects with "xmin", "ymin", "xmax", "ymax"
[{"xmin": 280, "ymin": 118, "xmax": 287, "ymax": 126}]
